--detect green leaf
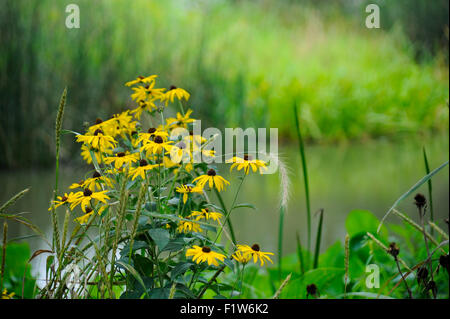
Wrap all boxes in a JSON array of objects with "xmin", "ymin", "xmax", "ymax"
[
  {"xmin": 148, "ymin": 228, "xmax": 170, "ymax": 250},
  {"xmin": 171, "ymin": 262, "xmax": 194, "ymax": 279},
  {"xmin": 346, "ymin": 210, "xmax": 387, "ymax": 239},
  {"xmin": 232, "ymin": 203, "xmax": 256, "ymax": 210},
  {"xmin": 116, "ymin": 261, "xmax": 148, "ymax": 297},
  {"xmin": 133, "ymin": 254, "xmax": 153, "ymax": 277}
]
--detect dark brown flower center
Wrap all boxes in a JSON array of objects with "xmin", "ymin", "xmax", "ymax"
[
  {"xmin": 85, "ymin": 207, "xmax": 93, "ymax": 213},
  {"xmin": 177, "ymin": 141, "xmax": 186, "ymax": 149},
  {"xmin": 61, "ymin": 196, "xmax": 68, "ymax": 202},
  {"xmin": 244, "ymin": 154, "xmax": 252, "ymax": 161},
  {"xmin": 92, "ymin": 171, "xmax": 101, "ymax": 178},
  {"xmin": 94, "ymin": 129, "xmax": 103, "ymax": 136},
  {"xmin": 138, "ymin": 75, "xmax": 145, "ymax": 80},
  {"xmin": 202, "ymin": 246, "xmax": 211, "ymax": 253},
  {"xmin": 414, "ymin": 193, "xmax": 426, "ymax": 208},
  {"xmin": 148, "ymin": 127, "xmax": 156, "ymax": 134},
  {"xmin": 95, "ymin": 118, "xmax": 103, "ymax": 125},
  {"xmin": 251, "ymin": 244, "xmax": 260, "ymax": 252},
  {"xmin": 169, "ymin": 85, "xmax": 177, "ymax": 91},
  {"xmin": 140, "ymin": 159, "xmax": 148, "ymax": 167},
  {"xmin": 83, "ymin": 188, "xmax": 93, "ymax": 197},
  {"xmin": 207, "ymin": 169, "xmax": 216, "ymax": 176},
  {"xmin": 154, "ymin": 136, "xmax": 163, "ymax": 144},
  {"xmin": 117, "ymin": 152, "xmax": 126, "ymax": 157}
]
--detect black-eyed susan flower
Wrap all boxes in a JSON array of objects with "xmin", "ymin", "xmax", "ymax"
[
  {"xmin": 193, "ymin": 169, "xmax": 230, "ymax": 192},
  {"xmin": 80, "ymin": 145, "xmax": 112, "ymax": 165},
  {"xmin": 189, "ymin": 208, "xmax": 222, "ymax": 222},
  {"xmin": 236, "ymin": 244, "xmax": 274, "ymax": 266},
  {"xmin": 83, "ymin": 171, "xmax": 114, "ymax": 191},
  {"xmin": 125, "ymin": 75, "xmax": 157, "ymax": 87},
  {"xmin": 130, "ymin": 98, "xmax": 159, "ymax": 119},
  {"xmin": 166, "ymin": 109, "xmax": 195, "ymax": 128},
  {"xmin": 140, "ymin": 135, "xmax": 173, "ymax": 156},
  {"xmin": 186, "ymin": 245, "xmax": 226, "ymax": 267},
  {"xmin": 69, "ymin": 188, "xmax": 110, "ymax": 212},
  {"xmin": 176, "ymin": 216, "xmax": 202, "ymax": 233},
  {"xmin": 128, "ymin": 159, "xmax": 160, "ymax": 181},
  {"xmin": 176, "ymin": 184, "xmax": 203, "ymax": 204},
  {"xmin": 226, "ymin": 154, "xmax": 268, "ymax": 174},
  {"xmin": 76, "ymin": 129, "xmax": 117, "ymax": 151},
  {"xmin": 162, "ymin": 85, "xmax": 190, "ymax": 106},
  {"xmin": 75, "ymin": 207, "xmax": 95, "ymax": 225},
  {"xmin": 1, "ymin": 288, "xmax": 15, "ymax": 299},
  {"xmin": 104, "ymin": 152, "xmax": 140, "ymax": 170},
  {"xmin": 69, "ymin": 180, "xmax": 86, "ymax": 190},
  {"xmin": 232, "ymin": 250, "xmax": 252, "ymax": 264},
  {"xmin": 169, "ymin": 141, "xmax": 192, "ymax": 164},
  {"xmin": 134, "ymin": 128, "xmax": 169, "ymax": 146},
  {"xmin": 48, "ymin": 192, "xmax": 76, "ymax": 210}
]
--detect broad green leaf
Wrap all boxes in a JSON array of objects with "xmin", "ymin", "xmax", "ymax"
[{"xmin": 148, "ymin": 228, "xmax": 170, "ymax": 250}]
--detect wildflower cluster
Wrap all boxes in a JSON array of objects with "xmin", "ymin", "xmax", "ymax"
[{"xmin": 47, "ymin": 75, "xmax": 273, "ymax": 299}]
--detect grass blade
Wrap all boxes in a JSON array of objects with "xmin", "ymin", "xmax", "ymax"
[
  {"xmin": 295, "ymin": 231, "xmax": 305, "ymax": 274},
  {"xmin": 277, "ymin": 205, "xmax": 285, "ymax": 279},
  {"xmin": 377, "ymin": 160, "xmax": 449, "ymax": 233},
  {"xmin": 312, "ymin": 209, "xmax": 324, "ymax": 269},
  {"xmin": 423, "ymin": 147, "xmax": 434, "ymax": 226},
  {"xmin": 293, "ymin": 102, "xmax": 312, "ymax": 254}
]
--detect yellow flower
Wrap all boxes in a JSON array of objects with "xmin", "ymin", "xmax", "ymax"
[
  {"xmin": 232, "ymin": 250, "xmax": 252, "ymax": 264},
  {"xmin": 104, "ymin": 152, "xmax": 140, "ymax": 170},
  {"xmin": 162, "ymin": 85, "xmax": 190, "ymax": 105},
  {"xmin": 166, "ymin": 109, "xmax": 195, "ymax": 128},
  {"xmin": 125, "ymin": 75, "xmax": 158, "ymax": 87},
  {"xmin": 189, "ymin": 208, "xmax": 222, "ymax": 222},
  {"xmin": 134, "ymin": 128, "xmax": 169, "ymax": 147},
  {"xmin": 193, "ymin": 169, "xmax": 230, "ymax": 192},
  {"xmin": 76, "ymin": 129, "xmax": 117, "ymax": 151},
  {"xmin": 140, "ymin": 135, "xmax": 173, "ymax": 156},
  {"xmin": 236, "ymin": 244, "xmax": 274, "ymax": 266},
  {"xmin": 48, "ymin": 192, "xmax": 76, "ymax": 210},
  {"xmin": 169, "ymin": 141, "xmax": 192, "ymax": 164},
  {"xmin": 176, "ymin": 184, "xmax": 203, "ymax": 204},
  {"xmin": 130, "ymin": 98, "xmax": 159, "ymax": 119},
  {"xmin": 1, "ymin": 288, "xmax": 15, "ymax": 299},
  {"xmin": 176, "ymin": 216, "xmax": 202, "ymax": 233},
  {"xmin": 74, "ymin": 207, "xmax": 95, "ymax": 225},
  {"xmin": 69, "ymin": 180, "xmax": 86, "ymax": 190},
  {"xmin": 226, "ymin": 155, "xmax": 268, "ymax": 174},
  {"xmin": 186, "ymin": 245, "xmax": 226, "ymax": 267},
  {"xmin": 69, "ymin": 188, "xmax": 110, "ymax": 212},
  {"xmin": 80, "ymin": 145, "xmax": 112, "ymax": 165},
  {"xmin": 128, "ymin": 159, "xmax": 160, "ymax": 181},
  {"xmin": 83, "ymin": 171, "xmax": 114, "ymax": 191}
]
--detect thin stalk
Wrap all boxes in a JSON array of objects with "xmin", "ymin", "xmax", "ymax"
[
  {"xmin": 277, "ymin": 205, "xmax": 285, "ymax": 279},
  {"xmin": 196, "ymin": 265, "xmax": 226, "ymax": 299},
  {"xmin": 394, "ymin": 256, "xmax": 413, "ymax": 299},
  {"xmin": 418, "ymin": 206, "xmax": 435, "ymax": 298},
  {"xmin": 1, "ymin": 221, "xmax": 7, "ymax": 295},
  {"xmin": 423, "ymin": 147, "xmax": 434, "ymax": 229},
  {"xmin": 129, "ymin": 182, "xmax": 147, "ymax": 261},
  {"xmin": 295, "ymin": 231, "xmax": 305, "ymax": 274},
  {"xmin": 312, "ymin": 209, "xmax": 324, "ymax": 269},
  {"xmin": 293, "ymin": 102, "xmax": 311, "ymax": 255},
  {"xmin": 344, "ymin": 233, "xmax": 350, "ymax": 297}
]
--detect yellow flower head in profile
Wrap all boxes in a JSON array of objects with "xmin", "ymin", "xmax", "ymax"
[
  {"xmin": 189, "ymin": 208, "xmax": 222, "ymax": 222},
  {"xmin": 162, "ymin": 85, "xmax": 190, "ymax": 106},
  {"xmin": 76, "ymin": 129, "xmax": 117, "ymax": 151},
  {"xmin": 236, "ymin": 244, "xmax": 274, "ymax": 266},
  {"xmin": 125, "ymin": 75, "xmax": 158, "ymax": 87},
  {"xmin": 74, "ymin": 207, "xmax": 95, "ymax": 225},
  {"xmin": 176, "ymin": 184, "xmax": 203, "ymax": 204},
  {"xmin": 166, "ymin": 109, "xmax": 195, "ymax": 128},
  {"xmin": 227, "ymin": 154, "xmax": 268, "ymax": 175},
  {"xmin": 128, "ymin": 159, "xmax": 160, "ymax": 181},
  {"xmin": 232, "ymin": 250, "xmax": 252, "ymax": 264},
  {"xmin": 176, "ymin": 216, "xmax": 202, "ymax": 233},
  {"xmin": 130, "ymin": 98, "xmax": 159, "ymax": 120},
  {"xmin": 104, "ymin": 152, "xmax": 140, "ymax": 170},
  {"xmin": 69, "ymin": 188, "xmax": 110, "ymax": 212},
  {"xmin": 1, "ymin": 288, "xmax": 15, "ymax": 299},
  {"xmin": 186, "ymin": 245, "xmax": 226, "ymax": 267},
  {"xmin": 83, "ymin": 171, "xmax": 114, "ymax": 191},
  {"xmin": 193, "ymin": 169, "xmax": 230, "ymax": 192},
  {"xmin": 140, "ymin": 135, "xmax": 173, "ymax": 156},
  {"xmin": 48, "ymin": 192, "xmax": 76, "ymax": 211}
]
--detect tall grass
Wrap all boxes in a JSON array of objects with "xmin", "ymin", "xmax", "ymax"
[{"xmin": 1, "ymin": 0, "xmax": 448, "ymax": 168}]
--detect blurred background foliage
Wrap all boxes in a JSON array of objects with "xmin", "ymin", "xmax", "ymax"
[{"xmin": 0, "ymin": 0, "xmax": 448, "ymax": 168}]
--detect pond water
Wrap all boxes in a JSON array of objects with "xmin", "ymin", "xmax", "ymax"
[{"xmin": 1, "ymin": 134, "xmax": 448, "ymax": 279}]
